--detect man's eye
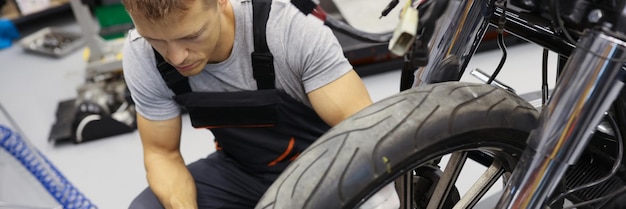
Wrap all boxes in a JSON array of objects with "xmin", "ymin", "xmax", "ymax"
[{"xmin": 184, "ymin": 35, "xmax": 199, "ymax": 40}]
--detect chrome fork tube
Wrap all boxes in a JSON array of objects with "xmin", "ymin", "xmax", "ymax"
[
  {"xmin": 413, "ymin": 0, "xmax": 494, "ymax": 87},
  {"xmin": 496, "ymin": 29, "xmax": 626, "ymax": 208},
  {"xmin": 401, "ymin": 1, "xmax": 494, "ymax": 207}
]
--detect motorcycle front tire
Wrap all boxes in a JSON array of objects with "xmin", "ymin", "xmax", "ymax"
[{"xmin": 256, "ymin": 82, "xmax": 540, "ymax": 209}]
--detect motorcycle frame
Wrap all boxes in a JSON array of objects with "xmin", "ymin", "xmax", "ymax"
[{"xmin": 409, "ymin": 0, "xmax": 626, "ymax": 208}]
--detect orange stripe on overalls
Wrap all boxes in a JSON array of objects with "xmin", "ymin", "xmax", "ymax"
[
  {"xmin": 214, "ymin": 141, "xmax": 223, "ymax": 151},
  {"xmin": 268, "ymin": 137, "xmax": 295, "ymax": 166}
]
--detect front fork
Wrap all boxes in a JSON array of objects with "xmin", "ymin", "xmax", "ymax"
[
  {"xmin": 495, "ymin": 28, "xmax": 626, "ymax": 208},
  {"xmin": 397, "ymin": 0, "xmax": 496, "ymax": 208},
  {"xmin": 407, "ymin": 0, "xmax": 626, "ymax": 208},
  {"xmin": 412, "ymin": 0, "xmax": 495, "ymax": 87}
]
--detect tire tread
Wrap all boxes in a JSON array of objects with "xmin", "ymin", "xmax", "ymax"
[{"xmin": 256, "ymin": 82, "xmax": 539, "ymax": 209}]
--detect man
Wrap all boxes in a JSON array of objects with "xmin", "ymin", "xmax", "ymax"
[{"xmin": 122, "ymin": 0, "xmax": 398, "ymax": 208}]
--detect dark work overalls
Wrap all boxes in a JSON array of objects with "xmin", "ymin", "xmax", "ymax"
[{"xmin": 128, "ymin": 0, "xmax": 328, "ymax": 208}]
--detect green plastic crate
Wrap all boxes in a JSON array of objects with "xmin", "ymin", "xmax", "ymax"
[{"xmin": 94, "ymin": 3, "xmax": 133, "ymax": 40}]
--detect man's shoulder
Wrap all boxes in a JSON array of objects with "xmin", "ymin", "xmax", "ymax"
[
  {"xmin": 128, "ymin": 29, "xmax": 142, "ymax": 42},
  {"xmin": 124, "ymin": 29, "xmax": 154, "ymax": 61},
  {"xmin": 126, "ymin": 29, "xmax": 149, "ymax": 46},
  {"xmin": 123, "ymin": 29, "xmax": 158, "ymax": 79}
]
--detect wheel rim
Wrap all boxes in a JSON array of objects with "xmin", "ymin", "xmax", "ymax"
[{"xmin": 387, "ymin": 133, "xmax": 525, "ymax": 209}]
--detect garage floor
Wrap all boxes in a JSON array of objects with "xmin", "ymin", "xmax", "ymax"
[{"xmin": 0, "ymin": 3, "xmax": 558, "ymax": 209}]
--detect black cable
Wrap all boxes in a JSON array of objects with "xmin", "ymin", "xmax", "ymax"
[
  {"xmin": 548, "ymin": 114, "xmax": 624, "ymax": 208},
  {"xmin": 324, "ymin": 16, "xmax": 393, "ymax": 43},
  {"xmin": 486, "ymin": 0, "xmax": 508, "ymax": 85},
  {"xmin": 550, "ymin": 0, "xmax": 577, "ymax": 44},
  {"xmin": 380, "ymin": 0, "xmax": 399, "ymax": 18},
  {"xmin": 542, "ymin": 49, "xmax": 549, "ymax": 106},
  {"xmin": 487, "ymin": 33, "xmax": 508, "ymax": 84}
]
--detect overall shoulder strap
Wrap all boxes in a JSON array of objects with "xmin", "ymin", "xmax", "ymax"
[
  {"xmin": 251, "ymin": 0, "xmax": 275, "ymax": 90},
  {"xmin": 290, "ymin": 0, "xmax": 316, "ymax": 15},
  {"xmin": 153, "ymin": 49, "xmax": 192, "ymax": 95}
]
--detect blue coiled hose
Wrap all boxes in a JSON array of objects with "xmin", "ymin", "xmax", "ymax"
[{"xmin": 0, "ymin": 125, "xmax": 97, "ymax": 209}]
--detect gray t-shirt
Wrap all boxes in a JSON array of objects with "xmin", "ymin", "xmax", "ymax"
[{"xmin": 123, "ymin": 0, "xmax": 353, "ymax": 121}]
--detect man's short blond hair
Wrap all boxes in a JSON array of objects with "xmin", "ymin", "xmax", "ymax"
[{"xmin": 122, "ymin": 0, "xmax": 212, "ymax": 21}]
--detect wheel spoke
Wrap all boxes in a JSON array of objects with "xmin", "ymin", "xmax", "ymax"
[
  {"xmin": 453, "ymin": 159, "xmax": 505, "ymax": 209},
  {"xmin": 427, "ymin": 152, "xmax": 468, "ymax": 209},
  {"xmin": 397, "ymin": 172, "xmax": 414, "ymax": 209}
]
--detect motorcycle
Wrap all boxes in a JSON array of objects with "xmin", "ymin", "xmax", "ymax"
[{"xmin": 256, "ymin": 0, "xmax": 626, "ymax": 208}]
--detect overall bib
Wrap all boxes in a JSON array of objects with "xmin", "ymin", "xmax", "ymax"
[{"xmin": 129, "ymin": 0, "xmax": 329, "ymax": 208}]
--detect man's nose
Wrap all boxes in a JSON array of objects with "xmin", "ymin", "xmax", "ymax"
[{"xmin": 166, "ymin": 43, "xmax": 188, "ymax": 66}]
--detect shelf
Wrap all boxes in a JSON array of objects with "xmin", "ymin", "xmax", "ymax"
[{"xmin": 1, "ymin": 0, "xmax": 70, "ymax": 26}]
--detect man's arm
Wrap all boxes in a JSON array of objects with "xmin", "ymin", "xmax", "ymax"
[
  {"xmin": 307, "ymin": 70, "xmax": 373, "ymax": 126},
  {"xmin": 137, "ymin": 114, "xmax": 197, "ymax": 209}
]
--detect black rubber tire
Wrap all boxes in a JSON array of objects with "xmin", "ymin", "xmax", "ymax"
[{"xmin": 256, "ymin": 82, "xmax": 540, "ymax": 209}]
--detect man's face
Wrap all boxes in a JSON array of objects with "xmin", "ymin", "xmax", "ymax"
[{"xmin": 133, "ymin": 0, "xmax": 223, "ymax": 77}]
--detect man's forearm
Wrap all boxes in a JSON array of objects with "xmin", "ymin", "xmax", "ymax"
[{"xmin": 145, "ymin": 153, "xmax": 197, "ymax": 209}]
